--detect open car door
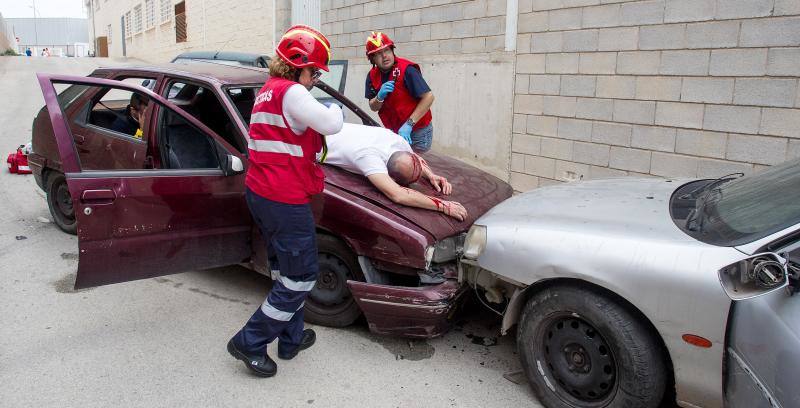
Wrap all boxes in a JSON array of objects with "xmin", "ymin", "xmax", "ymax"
[{"xmin": 37, "ymin": 73, "xmax": 252, "ymax": 289}]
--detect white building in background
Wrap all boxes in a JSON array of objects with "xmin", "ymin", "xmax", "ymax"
[
  {"xmin": 6, "ymin": 17, "xmax": 90, "ymax": 57},
  {"xmin": 85, "ymin": 0, "xmax": 292, "ymax": 62},
  {"xmin": 0, "ymin": 13, "xmax": 17, "ymax": 52}
]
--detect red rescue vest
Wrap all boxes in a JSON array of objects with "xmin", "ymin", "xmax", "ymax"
[
  {"xmin": 245, "ymin": 77, "xmax": 325, "ymax": 205},
  {"xmin": 369, "ymin": 57, "xmax": 432, "ymax": 133}
]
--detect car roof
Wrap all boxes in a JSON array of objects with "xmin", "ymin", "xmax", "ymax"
[
  {"xmin": 95, "ymin": 63, "xmax": 268, "ymax": 85},
  {"xmin": 171, "ymin": 51, "xmax": 269, "ymax": 63}
]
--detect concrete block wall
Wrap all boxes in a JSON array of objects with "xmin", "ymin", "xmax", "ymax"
[
  {"xmin": 512, "ymin": 0, "xmax": 800, "ymax": 192},
  {"xmin": 320, "ymin": 0, "xmax": 517, "ymax": 177},
  {"xmin": 320, "ymin": 0, "xmax": 510, "ymax": 60}
]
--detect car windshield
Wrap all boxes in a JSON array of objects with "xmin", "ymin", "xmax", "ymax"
[
  {"xmin": 224, "ymin": 82, "xmax": 355, "ymax": 127},
  {"xmin": 697, "ymin": 159, "xmax": 800, "ymax": 246}
]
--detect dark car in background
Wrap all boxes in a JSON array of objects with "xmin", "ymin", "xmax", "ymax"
[
  {"xmin": 29, "ymin": 63, "xmax": 512, "ymax": 338},
  {"xmin": 171, "ymin": 51, "xmax": 270, "ymax": 68},
  {"xmin": 170, "ymin": 51, "xmax": 349, "ymax": 97}
]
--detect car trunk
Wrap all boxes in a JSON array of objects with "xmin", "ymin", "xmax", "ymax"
[{"xmin": 322, "ymin": 152, "xmax": 512, "ymax": 241}]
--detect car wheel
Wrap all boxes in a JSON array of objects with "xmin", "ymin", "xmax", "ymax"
[
  {"xmin": 518, "ymin": 284, "xmax": 666, "ymax": 408},
  {"xmin": 304, "ymin": 234, "xmax": 363, "ymax": 327},
  {"xmin": 46, "ymin": 172, "xmax": 77, "ymax": 235}
]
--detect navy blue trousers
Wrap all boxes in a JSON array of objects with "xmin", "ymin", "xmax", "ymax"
[{"xmin": 232, "ymin": 188, "xmax": 319, "ymax": 357}]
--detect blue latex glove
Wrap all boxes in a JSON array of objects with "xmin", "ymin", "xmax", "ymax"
[
  {"xmin": 377, "ymin": 80, "xmax": 395, "ymax": 101},
  {"xmin": 398, "ymin": 122, "xmax": 413, "ymax": 144}
]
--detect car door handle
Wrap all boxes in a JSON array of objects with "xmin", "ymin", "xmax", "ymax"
[{"xmin": 81, "ymin": 189, "xmax": 116, "ymax": 204}]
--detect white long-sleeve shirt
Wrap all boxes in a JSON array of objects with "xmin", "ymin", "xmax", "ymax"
[{"xmin": 282, "ymin": 83, "xmax": 343, "ymax": 136}]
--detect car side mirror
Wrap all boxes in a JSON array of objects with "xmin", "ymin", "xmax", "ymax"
[
  {"xmin": 222, "ymin": 154, "xmax": 244, "ymax": 176},
  {"xmin": 718, "ymin": 253, "xmax": 789, "ymax": 301}
]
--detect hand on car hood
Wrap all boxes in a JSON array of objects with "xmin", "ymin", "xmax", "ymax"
[
  {"xmin": 479, "ymin": 178, "xmax": 695, "ymax": 242},
  {"xmin": 323, "ymin": 152, "xmax": 512, "ymax": 240}
]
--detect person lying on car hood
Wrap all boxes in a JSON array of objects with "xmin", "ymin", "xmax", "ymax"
[{"xmin": 323, "ymin": 123, "xmax": 467, "ymax": 221}]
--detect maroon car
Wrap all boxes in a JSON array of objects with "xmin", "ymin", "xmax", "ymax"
[{"xmin": 30, "ymin": 64, "xmax": 512, "ymax": 338}]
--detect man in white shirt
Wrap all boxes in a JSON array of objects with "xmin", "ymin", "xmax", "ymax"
[{"xmin": 323, "ymin": 123, "xmax": 467, "ymax": 221}]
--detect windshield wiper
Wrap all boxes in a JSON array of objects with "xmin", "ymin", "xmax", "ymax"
[
  {"xmin": 685, "ymin": 182, "xmax": 728, "ymax": 232},
  {"xmin": 679, "ymin": 172, "xmax": 744, "ymax": 200},
  {"xmin": 683, "ymin": 174, "xmax": 741, "ymax": 232}
]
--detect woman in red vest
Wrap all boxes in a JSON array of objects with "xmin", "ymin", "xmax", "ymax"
[
  {"xmin": 365, "ymin": 32, "xmax": 436, "ymax": 152},
  {"xmin": 227, "ymin": 25, "xmax": 343, "ymax": 378}
]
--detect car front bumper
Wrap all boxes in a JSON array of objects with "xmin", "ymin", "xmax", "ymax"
[{"xmin": 347, "ymin": 279, "xmax": 468, "ymax": 338}]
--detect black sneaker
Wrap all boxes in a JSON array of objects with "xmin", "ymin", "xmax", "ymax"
[
  {"xmin": 227, "ymin": 339, "xmax": 277, "ymax": 377},
  {"xmin": 278, "ymin": 329, "xmax": 316, "ymax": 360}
]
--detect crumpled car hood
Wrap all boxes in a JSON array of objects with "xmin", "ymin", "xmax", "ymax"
[{"xmin": 479, "ymin": 177, "xmax": 694, "ymax": 242}]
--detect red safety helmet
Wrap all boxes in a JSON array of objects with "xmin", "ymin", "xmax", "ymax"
[
  {"xmin": 365, "ymin": 31, "xmax": 395, "ymax": 57},
  {"xmin": 275, "ymin": 25, "xmax": 331, "ymax": 71}
]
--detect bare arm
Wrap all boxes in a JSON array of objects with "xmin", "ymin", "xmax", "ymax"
[
  {"xmin": 369, "ymin": 96, "xmax": 383, "ymax": 112},
  {"xmin": 418, "ymin": 156, "xmax": 452, "ymax": 195},
  {"xmin": 367, "ymin": 173, "xmax": 467, "ymax": 221},
  {"xmin": 407, "ymin": 91, "xmax": 434, "ymax": 124}
]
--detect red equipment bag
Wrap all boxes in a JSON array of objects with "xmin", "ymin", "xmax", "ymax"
[{"xmin": 7, "ymin": 145, "xmax": 31, "ymax": 174}]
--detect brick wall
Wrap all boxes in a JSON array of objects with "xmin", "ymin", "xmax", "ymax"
[{"xmin": 511, "ymin": 0, "xmax": 800, "ymax": 192}]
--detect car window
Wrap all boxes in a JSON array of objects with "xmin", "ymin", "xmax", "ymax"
[
  {"xmin": 163, "ymin": 80, "xmax": 245, "ymax": 152},
  {"xmin": 313, "ymin": 84, "xmax": 378, "ymax": 126},
  {"xmin": 157, "ymin": 107, "xmax": 221, "ymax": 170},
  {"xmin": 56, "ymin": 84, "xmax": 151, "ymax": 171},
  {"xmin": 225, "ymin": 86, "xmax": 259, "ymax": 125},
  {"xmin": 226, "ymin": 85, "xmax": 374, "ymax": 129},
  {"xmin": 54, "ymin": 83, "xmax": 90, "ymax": 110},
  {"xmin": 101, "ymin": 77, "xmax": 156, "ymax": 103},
  {"xmin": 310, "ymin": 62, "xmax": 346, "ymax": 98}
]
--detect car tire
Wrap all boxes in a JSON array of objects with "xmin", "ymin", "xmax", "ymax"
[
  {"xmin": 46, "ymin": 172, "xmax": 77, "ymax": 235},
  {"xmin": 517, "ymin": 284, "xmax": 666, "ymax": 408},
  {"xmin": 304, "ymin": 234, "xmax": 363, "ymax": 327}
]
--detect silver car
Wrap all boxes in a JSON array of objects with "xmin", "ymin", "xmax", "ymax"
[{"xmin": 459, "ymin": 158, "xmax": 800, "ymax": 408}]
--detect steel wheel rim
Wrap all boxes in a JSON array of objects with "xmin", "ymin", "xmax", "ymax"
[
  {"xmin": 55, "ymin": 182, "xmax": 75, "ymax": 222},
  {"xmin": 308, "ymin": 252, "xmax": 353, "ymax": 310},
  {"xmin": 537, "ymin": 313, "xmax": 617, "ymax": 405}
]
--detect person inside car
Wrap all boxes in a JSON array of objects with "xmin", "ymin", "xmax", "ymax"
[
  {"xmin": 111, "ymin": 93, "xmax": 148, "ymax": 139},
  {"xmin": 324, "ymin": 123, "xmax": 467, "ymax": 221}
]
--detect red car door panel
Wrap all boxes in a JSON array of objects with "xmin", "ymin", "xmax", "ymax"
[{"xmin": 37, "ymin": 73, "xmax": 251, "ymax": 289}]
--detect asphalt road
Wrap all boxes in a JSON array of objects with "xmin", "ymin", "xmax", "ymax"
[{"xmin": 0, "ymin": 56, "xmax": 539, "ymax": 408}]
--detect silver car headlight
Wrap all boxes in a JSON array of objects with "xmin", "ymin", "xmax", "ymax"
[{"xmin": 462, "ymin": 225, "xmax": 487, "ymax": 260}]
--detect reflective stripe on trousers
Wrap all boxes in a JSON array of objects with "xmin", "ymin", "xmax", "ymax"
[{"xmin": 232, "ymin": 188, "xmax": 319, "ymax": 357}]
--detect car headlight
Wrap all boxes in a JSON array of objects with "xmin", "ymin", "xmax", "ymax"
[
  {"xmin": 462, "ymin": 225, "xmax": 487, "ymax": 260},
  {"xmin": 425, "ymin": 235, "xmax": 464, "ymax": 265}
]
